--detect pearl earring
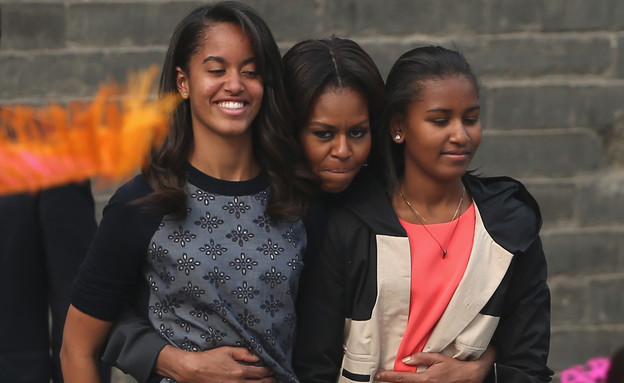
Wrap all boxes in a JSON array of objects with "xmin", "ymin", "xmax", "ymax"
[{"xmin": 394, "ymin": 134, "xmax": 401, "ymax": 140}]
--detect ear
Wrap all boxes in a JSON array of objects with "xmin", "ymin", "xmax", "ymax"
[
  {"xmin": 176, "ymin": 67, "xmax": 189, "ymax": 99},
  {"xmin": 389, "ymin": 114, "xmax": 405, "ymax": 143}
]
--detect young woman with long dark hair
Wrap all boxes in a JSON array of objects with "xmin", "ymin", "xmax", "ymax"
[{"xmin": 60, "ymin": 2, "xmax": 313, "ymax": 382}]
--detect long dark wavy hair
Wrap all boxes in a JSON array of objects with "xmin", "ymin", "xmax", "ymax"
[
  {"xmin": 141, "ymin": 1, "xmax": 313, "ymax": 221},
  {"xmin": 282, "ymin": 36, "xmax": 387, "ymax": 172},
  {"xmin": 379, "ymin": 45, "xmax": 480, "ymax": 197}
]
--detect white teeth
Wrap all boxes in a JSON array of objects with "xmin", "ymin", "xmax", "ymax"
[{"xmin": 218, "ymin": 101, "xmax": 244, "ymax": 109}]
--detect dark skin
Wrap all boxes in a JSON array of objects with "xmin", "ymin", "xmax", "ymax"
[
  {"xmin": 376, "ymin": 346, "xmax": 496, "ymax": 383},
  {"xmin": 155, "ymin": 345, "xmax": 274, "ymax": 383},
  {"xmin": 153, "ymin": 344, "xmax": 496, "ymax": 383}
]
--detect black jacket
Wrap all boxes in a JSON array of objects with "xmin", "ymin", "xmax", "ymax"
[{"xmin": 293, "ymin": 173, "xmax": 553, "ymax": 383}]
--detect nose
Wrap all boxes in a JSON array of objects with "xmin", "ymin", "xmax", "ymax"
[
  {"xmin": 331, "ymin": 135, "xmax": 352, "ymax": 160},
  {"xmin": 224, "ymin": 72, "xmax": 244, "ymax": 94},
  {"xmin": 449, "ymin": 120, "xmax": 470, "ymax": 145}
]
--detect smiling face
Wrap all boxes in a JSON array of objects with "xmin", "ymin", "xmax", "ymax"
[
  {"xmin": 299, "ymin": 87, "xmax": 371, "ymax": 193},
  {"xmin": 176, "ymin": 22, "xmax": 264, "ymax": 140},
  {"xmin": 392, "ymin": 75, "xmax": 481, "ymax": 184}
]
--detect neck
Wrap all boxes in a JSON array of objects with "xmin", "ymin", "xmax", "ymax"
[
  {"xmin": 394, "ymin": 174, "xmax": 466, "ymax": 224},
  {"xmin": 189, "ymin": 131, "xmax": 261, "ymax": 181}
]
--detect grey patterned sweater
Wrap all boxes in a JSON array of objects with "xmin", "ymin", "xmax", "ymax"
[{"xmin": 72, "ymin": 164, "xmax": 306, "ymax": 382}]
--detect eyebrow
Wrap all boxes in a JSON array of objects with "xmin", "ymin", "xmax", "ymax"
[
  {"xmin": 307, "ymin": 118, "xmax": 370, "ymax": 130},
  {"xmin": 202, "ymin": 56, "xmax": 256, "ymax": 65},
  {"xmin": 426, "ymin": 105, "xmax": 481, "ymax": 113}
]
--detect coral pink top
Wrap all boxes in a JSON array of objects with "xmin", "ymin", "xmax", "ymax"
[{"xmin": 394, "ymin": 203, "xmax": 475, "ymax": 372}]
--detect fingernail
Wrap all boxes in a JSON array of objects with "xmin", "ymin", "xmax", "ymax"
[
  {"xmin": 402, "ymin": 355, "xmax": 412, "ymax": 363},
  {"xmin": 374, "ymin": 373, "xmax": 381, "ymax": 380}
]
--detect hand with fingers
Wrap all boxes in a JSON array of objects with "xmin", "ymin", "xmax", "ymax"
[
  {"xmin": 375, "ymin": 345, "xmax": 496, "ymax": 383},
  {"xmin": 155, "ymin": 345, "xmax": 275, "ymax": 383}
]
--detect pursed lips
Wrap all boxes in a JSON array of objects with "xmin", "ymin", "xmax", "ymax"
[
  {"xmin": 322, "ymin": 168, "xmax": 355, "ymax": 174},
  {"xmin": 442, "ymin": 149, "xmax": 471, "ymax": 158}
]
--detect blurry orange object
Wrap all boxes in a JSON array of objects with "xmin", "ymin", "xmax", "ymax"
[{"xmin": 0, "ymin": 66, "xmax": 179, "ymax": 195}]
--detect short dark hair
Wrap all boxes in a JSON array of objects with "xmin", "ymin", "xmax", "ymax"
[
  {"xmin": 282, "ymin": 36, "xmax": 386, "ymax": 169},
  {"xmin": 379, "ymin": 45, "xmax": 480, "ymax": 195}
]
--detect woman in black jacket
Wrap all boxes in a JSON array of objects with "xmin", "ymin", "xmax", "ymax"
[{"xmin": 293, "ymin": 46, "xmax": 553, "ymax": 383}]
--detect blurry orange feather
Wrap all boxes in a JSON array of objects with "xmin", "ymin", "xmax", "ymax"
[{"xmin": 0, "ymin": 66, "xmax": 180, "ymax": 195}]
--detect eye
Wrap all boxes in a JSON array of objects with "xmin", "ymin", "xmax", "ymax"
[
  {"xmin": 208, "ymin": 69, "xmax": 225, "ymax": 75},
  {"xmin": 241, "ymin": 70, "xmax": 259, "ymax": 79},
  {"xmin": 349, "ymin": 128, "xmax": 369, "ymax": 139},
  {"xmin": 312, "ymin": 130, "xmax": 334, "ymax": 139},
  {"xmin": 463, "ymin": 115, "xmax": 480, "ymax": 125},
  {"xmin": 432, "ymin": 119, "xmax": 449, "ymax": 127}
]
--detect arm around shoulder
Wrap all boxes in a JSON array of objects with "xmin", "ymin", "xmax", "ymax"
[{"xmin": 294, "ymin": 215, "xmax": 351, "ymax": 383}]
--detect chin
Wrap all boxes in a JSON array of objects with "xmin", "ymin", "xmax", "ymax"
[{"xmin": 320, "ymin": 182, "xmax": 349, "ymax": 194}]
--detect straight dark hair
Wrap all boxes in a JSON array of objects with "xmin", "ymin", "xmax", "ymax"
[
  {"xmin": 141, "ymin": 1, "xmax": 313, "ymax": 221},
  {"xmin": 379, "ymin": 45, "xmax": 480, "ymax": 196},
  {"xmin": 282, "ymin": 36, "xmax": 386, "ymax": 170}
]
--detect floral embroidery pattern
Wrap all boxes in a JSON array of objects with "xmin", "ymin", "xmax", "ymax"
[
  {"xmin": 254, "ymin": 190, "xmax": 268, "ymax": 205},
  {"xmin": 257, "ymin": 239, "xmax": 284, "ymax": 260},
  {"xmin": 201, "ymin": 327, "xmax": 227, "ymax": 346},
  {"xmin": 194, "ymin": 212, "xmax": 224, "ymax": 232},
  {"xmin": 175, "ymin": 253, "xmax": 201, "ymax": 275},
  {"xmin": 148, "ymin": 242, "xmax": 168, "ymax": 262},
  {"xmin": 176, "ymin": 318, "xmax": 192, "ymax": 333},
  {"xmin": 281, "ymin": 227, "xmax": 298, "ymax": 248},
  {"xmin": 232, "ymin": 281, "xmax": 260, "ymax": 304},
  {"xmin": 203, "ymin": 267, "xmax": 231, "ymax": 288},
  {"xmin": 253, "ymin": 214, "xmax": 272, "ymax": 233},
  {"xmin": 223, "ymin": 197, "xmax": 251, "ymax": 218},
  {"xmin": 168, "ymin": 225, "xmax": 197, "ymax": 247},
  {"xmin": 190, "ymin": 303, "xmax": 215, "ymax": 321},
  {"xmin": 191, "ymin": 189, "xmax": 215, "ymax": 206},
  {"xmin": 229, "ymin": 252, "xmax": 259, "ymax": 275},
  {"xmin": 158, "ymin": 267, "xmax": 175, "ymax": 287},
  {"xmin": 287, "ymin": 257, "xmax": 302, "ymax": 271},
  {"xmin": 226, "ymin": 225, "xmax": 255, "ymax": 247},
  {"xmin": 260, "ymin": 267, "xmax": 288, "ymax": 288},
  {"xmin": 261, "ymin": 295, "xmax": 284, "ymax": 317},
  {"xmin": 237, "ymin": 309, "xmax": 261, "ymax": 329},
  {"xmin": 158, "ymin": 323, "xmax": 174, "ymax": 339},
  {"xmin": 182, "ymin": 281, "xmax": 205, "ymax": 298},
  {"xmin": 199, "ymin": 239, "xmax": 227, "ymax": 260}
]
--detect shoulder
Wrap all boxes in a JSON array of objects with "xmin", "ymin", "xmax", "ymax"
[
  {"xmin": 465, "ymin": 174, "xmax": 542, "ymax": 252},
  {"xmin": 326, "ymin": 170, "xmax": 404, "ymax": 237},
  {"xmin": 108, "ymin": 174, "xmax": 154, "ymax": 207},
  {"xmin": 99, "ymin": 174, "xmax": 162, "ymax": 243}
]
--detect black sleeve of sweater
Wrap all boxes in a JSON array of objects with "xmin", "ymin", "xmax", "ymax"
[
  {"xmin": 490, "ymin": 237, "xmax": 554, "ymax": 383},
  {"xmin": 71, "ymin": 176, "xmax": 162, "ymax": 321}
]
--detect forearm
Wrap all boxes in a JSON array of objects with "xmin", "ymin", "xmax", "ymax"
[
  {"xmin": 60, "ymin": 352, "xmax": 102, "ymax": 383},
  {"xmin": 472, "ymin": 344, "xmax": 496, "ymax": 381},
  {"xmin": 61, "ymin": 305, "xmax": 112, "ymax": 383},
  {"xmin": 154, "ymin": 345, "xmax": 186, "ymax": 381}
]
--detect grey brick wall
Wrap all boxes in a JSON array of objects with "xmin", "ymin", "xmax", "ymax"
[{"xmin": 2, "ymin": 1, "xmax": 623, "ymax": 381}]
